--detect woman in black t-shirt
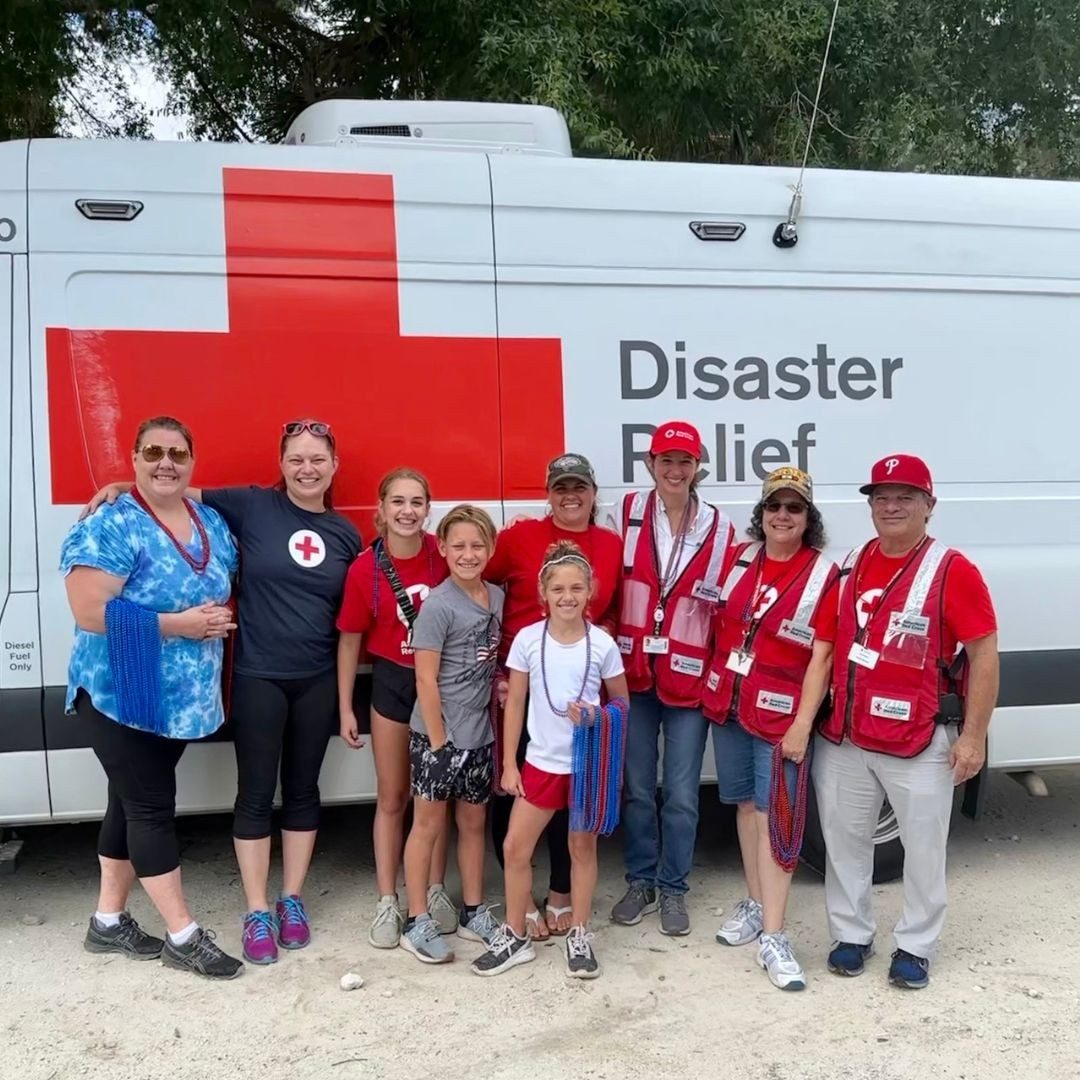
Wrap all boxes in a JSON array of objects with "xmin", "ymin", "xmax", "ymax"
[{"xmin": 84, "ymin": 419, "xmax": 361, "ymax": 966}]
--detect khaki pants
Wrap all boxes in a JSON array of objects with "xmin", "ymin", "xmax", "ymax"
[{"xmin": 812, "ymin": 726, "xmax": 957, "ymax": 959}]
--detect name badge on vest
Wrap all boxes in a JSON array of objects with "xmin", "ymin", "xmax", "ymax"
[
  {"xmin": 777, "ymin": 619, "xmax": 815, "ymax": 648},
  {"xmin": 870, "ymin": 696, "xmax": 913, "ymax": 722},
  {"xmin": 671, "ymin": 653, "xmax": 704, "ymax": 677},
  {"xmin": 888, "ymin": 611, "xmax": 930, "ymax": 636},
  {"xmin": 726, "ymin": 649, "xmax": 754, "ymax": 676},
  {"xmin": 756, "ymin": 690, "xmax": 795, "ymax": 715},
  {"xmin": 644, "ymin": 636, "xmax": 670, "ymax": 655},
  {"xmin": 691, "ymin": 580, "xmax": 721, "ymax": 604},
  {"xmin": 848, "ymin": 643, "xmax": 879, "ymax": 670},
  {"xmin": 617, "ymin": 635, "xmax": 634, "ymax": 655},
  {"xmin": 706, "ymin": 670, "xmax": 720, "ymax": 691}
]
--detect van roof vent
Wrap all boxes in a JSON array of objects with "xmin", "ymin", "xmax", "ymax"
[{"xmin": 284, "ymin": 99, "xmax": 572, "ymax": 157}]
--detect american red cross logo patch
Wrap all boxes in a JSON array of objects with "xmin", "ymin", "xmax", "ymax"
[{"xmin": 46, "ymin": 168, "xmax": 565, "ymax": 523}]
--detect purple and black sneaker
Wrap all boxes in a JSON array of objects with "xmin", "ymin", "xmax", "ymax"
[
  {"xmin": 276, "ymin": 894, "xmax": 311, "ymax": 950},
  {"xmin": 242, "ymin": 910, "xmax": 278, "ymax": 965}
]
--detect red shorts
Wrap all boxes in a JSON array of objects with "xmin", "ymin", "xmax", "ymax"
[{"xmin": 521, "ymin": 761, "xmax": 571, "ymax": 810}]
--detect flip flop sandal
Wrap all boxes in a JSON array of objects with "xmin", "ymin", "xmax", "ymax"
[
  {"xmin": 526, "ymin": 909, "xmax": 550, "ymax": 940},
  {"xmin": 544, "ymin": 903, "xmax": 573, "ymax": 937}
]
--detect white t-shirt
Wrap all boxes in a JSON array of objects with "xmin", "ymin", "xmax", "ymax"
[
  {"xmin": 506, "ymin": 621, "xmax": 625, "ymax": 774},
  {"xmin": 652, "ymin": 496, "xmax": 717, "ymax": 584}
]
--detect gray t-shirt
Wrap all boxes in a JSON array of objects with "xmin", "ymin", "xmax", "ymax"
[{"xmin": 409, "ymin": 579, "xmax": 504, "ymax": 750}]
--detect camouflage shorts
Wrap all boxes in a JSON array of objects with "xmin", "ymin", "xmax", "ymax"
[{"xmin": 409, "ymin": 732, "xmax": 493, "ymax": 805}]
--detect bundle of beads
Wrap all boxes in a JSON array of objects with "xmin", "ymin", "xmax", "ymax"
[
  {"xmin": 768, "ymin": 742, "xmax": 810, "ymax": 872},
  {"xmin": 105, "ymin": 597, "xmax": 166, "ymax": 734},
  {"xmin": 570, "ymin": 696, "xmax": 629, "ymax": 835}
]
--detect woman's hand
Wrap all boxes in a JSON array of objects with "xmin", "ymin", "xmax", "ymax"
[
  {"xmin": 494, "ymin": 674, "xmax": 509, "ymax": 709},
  {"xmin": 780, "ymin": 723, "xmax": 811, "ymax": 765},
  {"xmin": 501, "ymin": 764, "xmax": 525, "ymax": 797},
  {"xmin": 339, "ymin": 709, "xmax": 365, "ymax": 749},
  {"xmin": 568, "ymin": 701, "xmax": 597, "ymax": 726},
  {"xmin": 79, "ymin": 483, "xmax": 129, "ymax": 521},
  {"xmin": 166, "ymin": 604, "xmax": 237, "ymax": 641}
]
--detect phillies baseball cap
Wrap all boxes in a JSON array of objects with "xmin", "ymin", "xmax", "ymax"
[
  {"xmin": 545, "ymin": 453, "xmax": 596, "ymax": 487},
  {"xmin": 860, "ymin": 454, "xmax": 934, "ymax": 497},
  {"xmin": 650, "ymin": 421, "xmax": 703, "ymax": 460}
]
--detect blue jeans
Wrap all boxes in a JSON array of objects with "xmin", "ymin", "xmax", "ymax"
[
  {"xmin": 622, "ymin": 689, "xmax": 710, "ymax": 895},
  {"xmin": 712, "ymin": 720, "xmax": 801, "ymax": 813}
]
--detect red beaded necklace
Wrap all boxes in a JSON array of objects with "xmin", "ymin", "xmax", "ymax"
[{"xmin": 131, "ymin": 487, "xmax": 211, "ymax": 574}]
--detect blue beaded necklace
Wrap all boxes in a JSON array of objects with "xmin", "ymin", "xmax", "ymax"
[{"xmin": 539, "ymin": 618, "xmax": 592, "ymax": 718}]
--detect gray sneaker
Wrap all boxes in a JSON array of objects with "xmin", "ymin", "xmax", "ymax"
[
  {"xmin": 368, "ymin": 894, "xmax": 403, "ymax": 950},
  {"xmin": 611, "ymin": 882, "xmax": 658, "ymax": 925},
  {"xmin": 427, "ymin": 884, "xmax": 458, "ymax": 936},
  {"xmin": 471, "ymin": 924, "xmax": 536, "ymax": 977},
  {"xmin": 658, "ymin": 892, "xmax": 690, "ymax": 936},
  {"xmin": 400, "ymin": 914, "xmax": 454, "ymax": 964},
  {"xmin": 758, "ymin": 931, "xmax": 806, "ymax": 991},
  {"xmin": 457, "ymin": 902, "xmax": 502, "ymax": 945},
  {"xmin": 565, "ymin": 926, "xmax": 600, "ymax": 979},
  {"xmin": 715, "ymin": 897, "xmax": 764, "ymax": 946},
  {"xmin": 84, "ymin": 912, "xmax": 164, "ymax": 960}
]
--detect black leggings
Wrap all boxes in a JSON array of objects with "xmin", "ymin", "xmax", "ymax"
[
  {"xmin": 231, "ymin": 670, "xmax": 338, "ymax": 839},
  {"xmin": 491, "ymin": 711, "xmax": 572, "ymax": 897},
  {"xmin": 79, "ymin": 693, "xmax": 187, "ymax": 879}
]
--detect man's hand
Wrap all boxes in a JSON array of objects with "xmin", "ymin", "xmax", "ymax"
[{"xmin": 949, "ymin": 731, "xmax": 985, "ymax": 785}]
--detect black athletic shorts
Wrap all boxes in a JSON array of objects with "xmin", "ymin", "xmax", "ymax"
[{"xmin": 370, "ymin": 657, "xmax": 417, "ymax": 724}]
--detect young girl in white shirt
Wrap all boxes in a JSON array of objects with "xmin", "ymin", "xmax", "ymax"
[{"xmin": 472, "ymin": 541, "xmax": 628, "ymax": 979}]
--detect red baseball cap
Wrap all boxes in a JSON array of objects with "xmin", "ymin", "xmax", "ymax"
[
  {"xmin": 650, "ymin": 421, "xmax": 703, "ymax": 460},
  {"xmin": 860, "ymin": 454, "xmax": 934, "ymax": 497}
]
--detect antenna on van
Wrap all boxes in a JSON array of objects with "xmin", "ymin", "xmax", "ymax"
[{"xmin": 773, "ymin": 0, "xmax": 842, "ymax": 250}]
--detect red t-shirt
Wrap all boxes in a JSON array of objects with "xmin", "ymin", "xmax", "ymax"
[
  {"xmin": 851, "ymin": 542, "xmax": 997, "ymax": 649},
  {"xmin": 486, "ymin": 517, "xmax": 623, "ymax": 660},
  {"xmin": 336, "ymin": 532, "xmax": 449, "ymax": 666},
  {"xmin": 737, "ymin": 547, "xmax": 838, "ymax": 643}
]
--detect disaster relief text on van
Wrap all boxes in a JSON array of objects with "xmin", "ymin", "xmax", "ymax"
[{"xmin": 1, "ymin": 99, "xmax": 1078, "ymax": 839}]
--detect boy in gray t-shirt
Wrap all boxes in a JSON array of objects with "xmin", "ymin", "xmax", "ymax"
[
  {"xmin": 402, "ymin": 505, "xmax": 504, "ymax": 965},
  {"xmin": 408, "ymin": 578, "xmax": 503, "ymax": 750}
]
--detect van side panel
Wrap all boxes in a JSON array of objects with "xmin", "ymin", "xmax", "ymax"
[{"xmin": 490, "ymin": 154, "xmax": 1080, "ymax": 769}]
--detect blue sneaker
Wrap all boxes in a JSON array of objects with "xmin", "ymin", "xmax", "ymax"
[
  {"xmin": 888, "ymin": 948, "xmax": 930, "ymax": 989},
  {"xmin": 827, "ymin": 940, "xmax": 874, "ymax": 976}
]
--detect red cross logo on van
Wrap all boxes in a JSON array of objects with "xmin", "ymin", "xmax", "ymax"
[{"xmin": 46, "ymin": 168, "xmax": 565, "ymax": 522}]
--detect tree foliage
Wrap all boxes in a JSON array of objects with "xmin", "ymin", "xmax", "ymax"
[{"xmin": 2, "ymin": 0, "xmax": 1078, "ymax": 177}]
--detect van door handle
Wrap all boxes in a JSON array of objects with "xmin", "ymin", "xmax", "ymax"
[{"xmin": 75, "ymin": 199, "xmax": 144, "ymax": 221}]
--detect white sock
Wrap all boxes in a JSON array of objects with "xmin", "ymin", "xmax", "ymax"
[
  {"xmin": 168, "ymin": 921, "xmax": 199, "ymax": 946},
  {"xmin": 428, "ymin": 882, "xmax": 445, "ymax": 892},
  {"xmin": 93, "ymin": 910, "xmax": 122, "ymax": 928}
]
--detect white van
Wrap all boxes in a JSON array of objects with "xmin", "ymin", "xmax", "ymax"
[{"xmin": 2, "ymin": 100, "xmax": 1078, "ymax": 867}]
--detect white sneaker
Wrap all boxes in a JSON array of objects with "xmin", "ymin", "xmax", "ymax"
[
  {"xmin": 368, "ymin": 894, "xmax": 403, "ymax": 949},
  {"xmin": 715, "ymin": 898, "xmax": 763, "ymax": 946},
  {"xmin": 427, "ymin": 883, "xmax": 458, "ymax": 936},
  {"xmin": 757, "ymin": 931, "xmax": 806, "ymax": 991}
]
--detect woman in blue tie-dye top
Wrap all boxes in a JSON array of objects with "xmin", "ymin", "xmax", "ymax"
[{"xmin": 60, "ymin": 416, "xmax": 244, "ymax": 980}]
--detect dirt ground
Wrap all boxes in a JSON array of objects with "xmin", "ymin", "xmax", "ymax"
[{"xmin": 2, "ymin": 766, "xmax": 1077, "ymax": 1080}]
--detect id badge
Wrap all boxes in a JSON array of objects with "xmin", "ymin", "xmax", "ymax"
[
  {"xmin": 725, "ymin": 649, "xmax": 754, "ymax": 676},
  {"xmin": 643, "ymin": 636, "xmax": 670, "ymax": 655},
  {"xmin": 882, "ymin": 612, "xmax": 931, "ymax": 669},
  {"xmin": 777, "ymin": 619, "xmax": 815, "ymax": 648},
  {"xmin": 848, "ymin": 643, "xmax": 880, "ymax": 670},
  {"xmin": 691, "ymin": 579, "xmax": 721, "ymax": 604}
]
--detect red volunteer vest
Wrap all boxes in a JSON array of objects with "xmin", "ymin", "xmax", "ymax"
[
  {"xmin": 702, "ymin": 541, "xmax": 836, "ymax": 743},
  {"xmin": 822, "ymin": 537, "xmax": 957, "ymax": 758},
  {"xmin": 616, "ymin": 491, "xmax": 733, "ymax": 708}
]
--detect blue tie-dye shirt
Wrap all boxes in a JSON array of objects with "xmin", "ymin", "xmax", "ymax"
[{"xmin": 60, "ymin": 494, "xmax": 238, "ymax": 740}]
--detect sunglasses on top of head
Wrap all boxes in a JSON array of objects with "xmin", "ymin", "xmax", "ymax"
[
  {"xmin": 283, "ymin": 420, "xmax": 332, "ymax": 438},
  {"xmin": 764, "ymin": 499, "xmax": 807, "ymax": 514},
  {"xmin": 140, "ymin": 444, "xmax": 191, "ymax": 465}
]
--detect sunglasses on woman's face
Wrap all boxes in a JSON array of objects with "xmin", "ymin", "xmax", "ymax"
[
  {"xmin": 283, "ymin": 420, "xmax": 332, "ymax": 437},
  {"xmin": 764, "ymin": 499, "xmax": 807, "ymax": 514},
  {"xmin": 140, "ymin": 444, "xmax": 191, "ymax": 465}
]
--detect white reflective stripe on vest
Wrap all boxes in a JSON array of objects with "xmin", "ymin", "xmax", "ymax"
[
  {"xmin": 719, "ymin": 541, "xmax": 763, "ymax": 603},
  {"xmin": 622, "ymin": 491, "xmax": 648, "ymax": 573},
  {"xmin": 837, "ymin": 542, "xmax": 868, "ymax": 601},
  {"xmin": 904, "ymin": 540, "xmax": 949, "ymax": 615},
  {"xmin": 791, "ymin": 551, "xmax": 833, "ymax": 627},
  {"xmin": 698, "ymin": 506, "xmax": 729, "ymax": 590}
]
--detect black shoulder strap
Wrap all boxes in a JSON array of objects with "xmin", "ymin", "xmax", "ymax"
[{"xmin": 374, "ymin": 539, "xmax": 418, "ymax": 629}]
